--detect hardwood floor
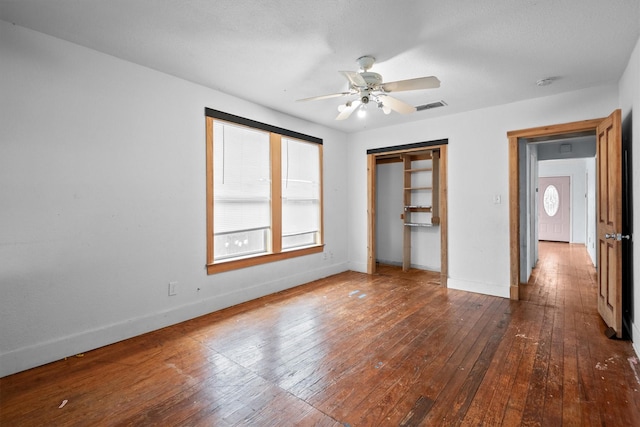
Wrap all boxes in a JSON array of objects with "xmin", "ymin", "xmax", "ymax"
[{"xmin": 2, "ymin": 242, "xmax": 639, "ymax": 426}]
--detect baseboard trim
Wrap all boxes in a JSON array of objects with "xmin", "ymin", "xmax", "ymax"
[
  {"xmin": 631, "ymin": 321, "xmax": 640, "ymax": 359},
  {"xmin": 0, "ymin": 263, "xmax": 348, "ymax": 378},
  {"xmin": 447, "ymin": 278, "xmax": 510, "ymax": 299}
]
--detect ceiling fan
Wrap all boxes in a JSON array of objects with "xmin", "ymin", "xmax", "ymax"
[{"xmin": 298, "ymin": 56, "xmax": 440, "ymax": 120}]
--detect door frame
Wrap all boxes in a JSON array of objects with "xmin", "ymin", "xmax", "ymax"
[
  {"xmin": 508, "ymin": 117, "xmax": 604, "ymax": 300},
  {"xmin": 367, "ymin": 142, "xmax": 448, "ymax": 286}
]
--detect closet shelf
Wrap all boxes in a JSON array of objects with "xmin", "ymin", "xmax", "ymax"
[
  {"xmin": 401, "ymin": 149, "xmax": 440, "ymax": 272},
  {"xmin": 404, "ymin": 205, "xmax": 432, "ymax": 212}
]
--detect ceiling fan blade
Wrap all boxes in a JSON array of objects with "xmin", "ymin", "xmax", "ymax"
[
  {"xmin": 340, "ymin": 71, "xmax": 367, "ymax": 88},
  {"xmin": 336, "ymin": 100, "xmax": 361, "ymax": 120},
  {"xmin": 381, "ymin": 76, "xmax": 440, "ymax": 92},
  {"xmin": 378, "ymin": 95, "xmax": 416, "ymax": 114},
  {"xmin": 297, "ymin": 91, "xmax": 352, "ymax": 102}
]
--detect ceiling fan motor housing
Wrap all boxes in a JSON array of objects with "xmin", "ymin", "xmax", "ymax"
[
  {"xmin": 360, "ymin": 72, "xmax": 383, "ymax": 89},
  {"xmin": 357, "ymin": 55, "xmax": 376, "ymax": 71}
]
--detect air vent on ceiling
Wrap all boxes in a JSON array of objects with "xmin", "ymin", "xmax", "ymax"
[
  {"xmin": 416, "ymin": 100, "xmax": 447, "ymax": 111},
  {"xmin": 560, "ymin": 143, "xmax": 572, "ymax": 153}
]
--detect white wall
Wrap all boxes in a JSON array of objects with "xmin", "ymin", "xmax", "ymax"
[
  {"xmin": 521, "ymin": 143, "xmax": 539, "ymax": 283},
  {"xmin": 348, "ymin": 85, "xmax": 619, "ymax": 298},
  {"xmin": 538, "ymin": 158, "xmax": 589, "ymax": 244},
  {"xmin": 0, "ymin": 21, "xmax": 349, "ymax": 377},
  {"xmin": 619, "ymin": 34, "xmax": 640, "ymax": 354},
  {"xmin": 585, "ymin": 157, "xmax": 597, "ymax": 265},
  {"xmin": 375, "ymin": 162, "xmax": 404, "ymax": 265}
]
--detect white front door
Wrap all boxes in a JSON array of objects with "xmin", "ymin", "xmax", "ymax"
[{"xmin": 538, "ymin": 176, "xmax": 570, "ymax": 242}]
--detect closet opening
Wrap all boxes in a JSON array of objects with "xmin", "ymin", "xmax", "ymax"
[{"xmin": 367, "ymin": 139, "xmax": 448, "ymax": 286}]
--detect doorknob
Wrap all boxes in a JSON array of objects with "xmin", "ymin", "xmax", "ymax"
[{"xmin": 605, "ymin": 233, "xmax": 631, "ymax": 241}]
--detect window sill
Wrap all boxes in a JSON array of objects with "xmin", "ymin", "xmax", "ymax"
[{"xmin": 206, "ymin": 244, "xmax": 324, "ymax": 274}]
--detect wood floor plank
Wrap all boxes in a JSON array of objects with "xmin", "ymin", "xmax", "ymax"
[
  {"xmin": 418, "ymin": 298, "xmax": 509, "ymax": 425},
  {"xmin": 520, "ymin": 303, "xmax": 557, "ymax": 425},
  {"xmin": 350, "ymin": 291, "xmax": 476, "ymax": 426},
  {"xmin": 543, "ymin": 266, "xmax": 569, "ymax": 425},
  {"xmin": 500, "ymin": 297, "xmax": 547, "ymax": 425},
  {"xmin": 2, "ymin": 243, "xmax": 640, "ymax": 426},
  {"xmin": 479, "ymin": 302, "xmax": 543, "ymax": 426},
  {"xmin": 562, "ymin": 288, "xmax": 583, "ymax": 425},
  {"xmin": 280, "ymin": 279, "xmax": 441, "ymax": 403},
  {"xmin": 438, "ymin": 300, "xmax": 510, "ymax": 425},
  {"xmin": 490, "ymin": 309, "xmax": 544, "ymax": 425},
  {"xmin": 353, "ymin": 292, "xmax": 487, "ymax": 425},
  {"xmin": 378, "ymin": 296, "xmax": 502, "ymax": 424}
]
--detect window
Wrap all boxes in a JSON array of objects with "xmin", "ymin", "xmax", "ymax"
[{"xmin": 205, "ymin": 109, "xmax": 323, "ymax": 274}]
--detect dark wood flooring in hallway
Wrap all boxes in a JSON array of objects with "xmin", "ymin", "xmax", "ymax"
[{"xmin": 1, "ymin": 242, "xmax": 639, "ymax": 426}]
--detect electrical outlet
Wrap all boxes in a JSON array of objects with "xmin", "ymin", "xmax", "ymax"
[{"xmin": 168, "ymin": 281, "xmax": 178, "ymax": 296}]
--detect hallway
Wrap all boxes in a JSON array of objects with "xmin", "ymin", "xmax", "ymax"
[{"xmin": 516, "ymin": 241, "xmax": 640, "ymax": 425}]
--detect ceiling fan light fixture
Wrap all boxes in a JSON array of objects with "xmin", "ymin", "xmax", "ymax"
[
  {"xmin": 337, "ymin": 100, "xmax": 352, "ymax": 112},
  {"xmin": 377, "ymin": 101, "xmax": 391, "ymax": 115},
  {"xmin": 357, "ymin": 104, "xmax": 367, "ymax": 118}
]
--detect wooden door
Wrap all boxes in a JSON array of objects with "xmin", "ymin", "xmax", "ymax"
[
  {"xmin": 597, "ymin": 109, "xmax": 623, "ymax": 338},
  {"xmin": 538, "ymin": 176, "xmax": 570, "ymax": 242}
]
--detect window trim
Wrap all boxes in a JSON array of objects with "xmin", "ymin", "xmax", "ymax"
[
  {"xmin": 205, "ymin": 108, "xmax": 322, "ymax": 144},
  {"xmin": 205, "ymin": 109, "xmax": 324, "ymax": 274}
]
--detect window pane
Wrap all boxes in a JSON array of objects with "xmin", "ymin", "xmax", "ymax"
[
  {"xmin": 281, "ymin": 138, "xmax": 320, "ymax": 250},
  {"xmin": 214, "ymin": 228, "xmax": 269, "ymax": 260},
  {"xmin": 213, "ymin": 122, "xmax": 271, "ymax": 260},
  {"xmin": 282, "ymin": 231, "xmax": 317, "ymax": 249}
]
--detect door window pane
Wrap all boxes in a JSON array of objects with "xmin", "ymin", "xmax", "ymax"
[{"xmin": 543, "ymin": 184, "xmax": 559, "ymax": 217}]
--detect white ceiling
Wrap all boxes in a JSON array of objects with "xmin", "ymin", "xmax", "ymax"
[{"xmin": 1, "ymin": 0, "xmax": 638, "ymax": 133}]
